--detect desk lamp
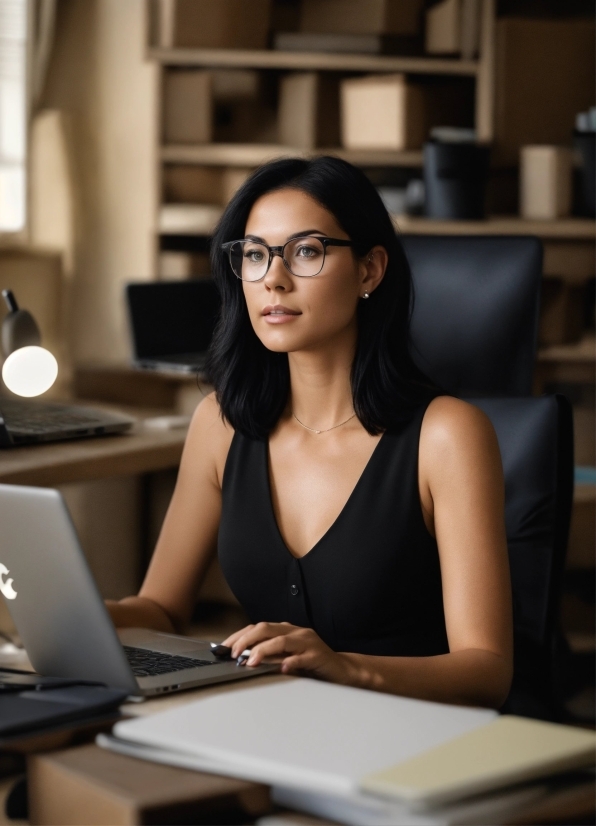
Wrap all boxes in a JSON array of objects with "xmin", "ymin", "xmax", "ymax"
[{"xmin": 1, "ymin": 289, "xmax": 58, "ymax": 397}]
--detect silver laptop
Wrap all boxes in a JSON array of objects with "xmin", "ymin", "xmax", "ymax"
[
  {"xmin": 0, "ymin": 484, "xmax": 276, "ymax": 696},
  {"xmin": 0, "ymin": 397, "xmax": 134, "ymax": 447},
  {"xmin": 126, "ymin": 280, "xmax": 220, "ymax": 374}
]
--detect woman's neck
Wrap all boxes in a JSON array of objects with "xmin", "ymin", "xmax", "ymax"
[{"xmin": 287, "ymin": 328, "xmax": 357, "ymax": 431}]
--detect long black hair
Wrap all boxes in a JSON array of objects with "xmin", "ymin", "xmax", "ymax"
[{"xmin": 207, "ymin": 156, "xmax": 436, "ymax": 440}]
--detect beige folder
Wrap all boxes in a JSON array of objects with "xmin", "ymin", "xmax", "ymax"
[{"xmin": 360, "ymin": 715, "xmax": 596, "ymax": 809}]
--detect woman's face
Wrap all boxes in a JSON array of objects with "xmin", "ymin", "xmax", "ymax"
[{"xmin": 241, "ymin": 188, "xmax": 376, "ymax": 355}]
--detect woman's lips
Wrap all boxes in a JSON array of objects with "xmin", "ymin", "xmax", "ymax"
[{"xmin": 262, "ymin": 305, "xmax": 301, "ymax": 324}]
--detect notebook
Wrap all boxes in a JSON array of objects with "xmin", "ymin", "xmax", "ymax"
[
  {"xmin": 360, "ymin": 715, "xmax": 596, "ymax": 809},
  {"xmin": 126, "ymin": 280, "xmax": 220, "ymax": 374}
]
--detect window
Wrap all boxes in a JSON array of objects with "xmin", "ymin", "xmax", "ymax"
[{"xmin": 0, "ymin": 0, "xmax": 27, "ymax": 232}]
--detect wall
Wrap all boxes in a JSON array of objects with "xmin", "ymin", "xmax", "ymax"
[{"xmin": 40, "ymin": 0, "xmax": 158, "ymax": 366}]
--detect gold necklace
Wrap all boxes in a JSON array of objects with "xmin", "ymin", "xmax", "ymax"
[{"xmin": 292, "ymin": 411, "xmax": 357, "ymax": 435}]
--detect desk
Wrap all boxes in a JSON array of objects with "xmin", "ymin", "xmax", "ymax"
[
  {"xmin": 22, "ymin": 673, "xmax": 596, "ymax": 826},
  {"xmin": 0, "ymin": 424, "xmax": 187, "ymax": 488}
]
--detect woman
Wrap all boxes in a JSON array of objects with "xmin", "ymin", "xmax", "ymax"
[{"xmin": 108, "ymin": 157, "xmax": 512, "ymax": 709}]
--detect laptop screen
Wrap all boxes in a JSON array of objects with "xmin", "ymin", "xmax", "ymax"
[{"xmin": 126, "ymin": 280, "xmax": 221, "ymax": 359}]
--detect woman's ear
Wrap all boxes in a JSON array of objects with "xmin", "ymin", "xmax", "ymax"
[{"xmin": 360, "ymin": 245, "xmax": 388, "ymax": 299}]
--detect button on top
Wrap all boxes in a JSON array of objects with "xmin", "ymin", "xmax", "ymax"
[{"xmin": 290, "ymin": 584, "xmax": 299, "ymax": 596}]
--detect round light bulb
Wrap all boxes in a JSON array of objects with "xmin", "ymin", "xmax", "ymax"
[{"xmin": 2, "ymin": 346, "xmax": 58, "ymax": 397}]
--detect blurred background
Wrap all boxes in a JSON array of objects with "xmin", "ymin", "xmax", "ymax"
[{"xmin": 0, "ymin": 0, "xmax": 593, "ymax": 720}]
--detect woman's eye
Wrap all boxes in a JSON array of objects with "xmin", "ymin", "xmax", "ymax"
[
  {"xmin": 295, "ymin": 245, "xmax": 320, "ymax": 258},
  {"xmin": 245, "ymin": 249, "xmax": 265, "ymax": 263}
]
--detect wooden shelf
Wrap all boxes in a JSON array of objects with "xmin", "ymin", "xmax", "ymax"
[
  {"xmin": 149, "ymin": 47, "xmax": 479, "ymax": 76},
  {"xmin": 394, "ymin": 215, "xmax": 596, "ymax": 241},
  {"xmin": 159, "ymin": 203, "xmax": 222, "ymax": 235},
  {"xmin": 161, "ymin": 144, "xmax": 424, "ymax": 168}
]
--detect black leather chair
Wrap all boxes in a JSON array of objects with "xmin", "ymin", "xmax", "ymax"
[
  {"xmin": 402, "ymin": 235, "xmax": 542, "ymax": 396},
  {"xmin": 471, "ymin": 396, "xmax": 574, "ymax": 719},
  {"xmin": 402, "ymin": 236, "xmax": 574, "ymax": 719}
]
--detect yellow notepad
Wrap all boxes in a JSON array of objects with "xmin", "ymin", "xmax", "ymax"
[{"xmin": 360, "ymin": 715, "xmax": 596, "ymax": 809}]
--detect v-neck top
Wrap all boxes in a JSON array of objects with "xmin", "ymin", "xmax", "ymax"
[{"xmin": 218, "ymin": 403, "xmax": 449, "ymax": 657}]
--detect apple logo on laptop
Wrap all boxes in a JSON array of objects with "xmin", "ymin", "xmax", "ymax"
[{"xmin": 0, "ymin": 564, "xmax": 17, "ymax": 599}]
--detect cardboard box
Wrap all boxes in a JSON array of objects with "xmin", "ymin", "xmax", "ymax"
[
  {"xmin": 158, "ymin": 252, "xmax": 211, "ymax": 279},
  {"xmin": 425, "ymin": 0, "xmax": 480, "ymax": 59},
  {"xmin": 300, "ymin": 0, "xmax": 424, "ymax": 36},
  {"xmin": 163, "ymin": 165, "xmax": 221, "ymax": 204},
  {"xmin": 278, "ymin": 72, "xmax": 340, "ymax": 149},
  {"xmin": 425, "ymin": 0, "xmax": 460, "ymax": 54},
  {"xmin": 221, "ymin": 167, "xmax": 253, "ymax": 203},
  {"xmin": 28, "ymin": 744, "xmax": 270, "ymax": 825},
  {"xmin": 494, "ymin": 18, "xmax": 595, "ymax": 165},
  {"xmin": 156, "ymin": 0, "xmax": 272, "ymax": 49},
  {"xmin": 520, "ymin": 146, "xmax": 572, "ymax": 220},
  {"xmin": 163, "ymin": 70, "xmax": 212, "ymax": 144},
  {"xmin": 340, "ymin": 74, "xmax": 427, "ymax": 151}
]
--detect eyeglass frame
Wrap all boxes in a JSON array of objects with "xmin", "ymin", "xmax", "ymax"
[{"xmin": 221, "ymin": 235, "xmax": 354, "ymax": 282}]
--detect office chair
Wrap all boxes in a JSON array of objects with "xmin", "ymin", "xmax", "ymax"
[
  {"xmin": 472, "ymin": 395, "xmax": 574, "ymax": 719},
  {"xmin": 402, "ymin": 236, "xmax": 574, "ymax": 720},
  {"xmin": 402, "ymin": 235, "xmax": 542, "ymax": 396}
]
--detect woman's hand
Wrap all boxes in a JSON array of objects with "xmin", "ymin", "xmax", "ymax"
[{"xmin": 222, "ymin": 622, "xmax": 353, "ymax": 682}]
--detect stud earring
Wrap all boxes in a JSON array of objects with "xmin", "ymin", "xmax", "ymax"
[{"xmin": 362, "ymin": 291, "xmax": 370, "ymax": 299}]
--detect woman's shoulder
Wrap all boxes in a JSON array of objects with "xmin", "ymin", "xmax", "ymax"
[
  {"xmin": 420, "ymin": 395, "xmax": 499, "ymax": 457},
  {"xmin": 184, "ymin": 392, "xmax": 235, "ymax": 486}
]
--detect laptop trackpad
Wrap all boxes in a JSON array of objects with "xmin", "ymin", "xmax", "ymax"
[{"xmin": 117, "ymin": 628, "xmax": 213, "ymax": 657}]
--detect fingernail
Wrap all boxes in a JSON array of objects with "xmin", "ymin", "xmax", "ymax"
[{"xmin": 247, "ymin": 656, "xmax": 256, "ymax": 666}]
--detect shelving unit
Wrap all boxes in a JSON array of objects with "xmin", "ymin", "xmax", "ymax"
[
  {"xmin": 150, "ymin": 0, "xmax": 497, "ymax": 263},
  {"xmin": 148, "ymin": 0, "xmax": 594, "ymax": 381}
]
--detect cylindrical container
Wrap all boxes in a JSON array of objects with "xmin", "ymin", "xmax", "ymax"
[
  {"xmin": 423, "ymin": 140, "xmax": 490, "ymax": 220},
  {"xmin": 573, "ymin": 130, "xmax": 595, "ymax": 217}
]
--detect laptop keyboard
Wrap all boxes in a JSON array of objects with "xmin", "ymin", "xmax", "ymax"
[{"xmin": 123, "ymin": 645, "xmax": 216, "ymax": 677}]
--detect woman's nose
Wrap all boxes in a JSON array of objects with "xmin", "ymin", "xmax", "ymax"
[{"xmin": 263, "ymin": 252, "xmax": 292, "ymax": 291}]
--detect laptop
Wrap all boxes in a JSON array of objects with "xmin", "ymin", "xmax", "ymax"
[
  {"xmin": 0, "ymin": 483, "xmax": 276, "ymax": 696},
  {"xmin": 0, "ymin": 397, "xmax": 134, "ymax": 447},
  {"xmin": 126, "ymin": 280, "xmax": 220, "ymax": 374}
]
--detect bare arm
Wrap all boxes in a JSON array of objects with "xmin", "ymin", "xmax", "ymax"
[
  {"xmin": 225, "ymin": 398, "xmax": 513, "ymax": 709},
  {"xmin": 106, "ymin": 394, "xmax": 233, "ymax": 633}
]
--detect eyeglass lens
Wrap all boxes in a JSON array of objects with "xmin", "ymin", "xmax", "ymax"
[{"xmin": 229, "ymin": 237, "xmax": 326, "ymax": 281}]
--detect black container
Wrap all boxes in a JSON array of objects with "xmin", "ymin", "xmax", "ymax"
[
  {"xmin": 423, "ymin": 140, "xmax": 490, "ymax": 220},
  {"xmin": 573, "ymin": 130, "xmax": 595, "ymax": 217}
]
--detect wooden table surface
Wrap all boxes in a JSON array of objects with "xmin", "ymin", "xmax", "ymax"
[{"xmin": 0, "ymin": 419, "xmax": 187, "ymax": 487}]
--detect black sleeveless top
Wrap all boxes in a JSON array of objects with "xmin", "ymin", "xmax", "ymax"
[{"xmin": 218, "ymin": 403, "xmax": 449, "ymax": 657}]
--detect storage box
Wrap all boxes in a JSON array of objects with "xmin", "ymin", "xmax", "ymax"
[
  {"xmin": 163, "ymin": 70, "xmax": 212, "ymax": 144},
  {"xmin": 340, "ymin": 74, "xmax": 427, "ymax": 151},
  {"xmin": 28, "ymin": 744, "xmax": 270, "ymax": 825},
  {"xmin": 494, "ymin": 18, "xmax": 595, "ymax": 165},
  {"xmin": 520, "ymin": 146, "xmax": 572, "ymax": 220},
  {"xmin": 158, "ymin": 252, "xmax": 211, "ymax": 279},
  {"xmin": 300, "ymin": 0, "xmax": 424, "ymax": 36},
  {"xmin": 163, "ymin": 165, "xmax": 222, "ymax": 204},
  {"xmin": 156, "ymin": 0, "xmax": 272, "ymax": 49},
  {"xmin": 278, "ymin": 72, "xmax": 340, "ymax": 149},
  {"xmin": 425, "ymin": 0, "xmax": 481, "ymax": 59}
]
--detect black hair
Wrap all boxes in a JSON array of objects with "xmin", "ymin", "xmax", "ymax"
[{"xmin": 206, "ymin": 156, "xmax": 436, "ymax": 440}]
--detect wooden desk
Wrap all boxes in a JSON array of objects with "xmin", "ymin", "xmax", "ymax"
[{"xmin": 0, "ymin": 422, "xmax": 187, "ymax": 487}]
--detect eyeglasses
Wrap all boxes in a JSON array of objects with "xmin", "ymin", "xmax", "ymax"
[{"xmin": 221, "ymin": 236, "xmax": 353, "ymax": 282}]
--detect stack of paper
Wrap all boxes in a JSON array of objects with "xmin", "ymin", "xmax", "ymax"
[{"xmin": 98, "ymin": 680, "xmax": 596, "ymax": 826}]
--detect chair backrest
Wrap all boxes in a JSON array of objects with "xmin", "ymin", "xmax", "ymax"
[
  {"xmin": 469, "ymin": 395, "xmax": 574, "ymax": 713},
  {"xmin": 402, "ymin": 236, "xmax": 542, "ymax": 397}
]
